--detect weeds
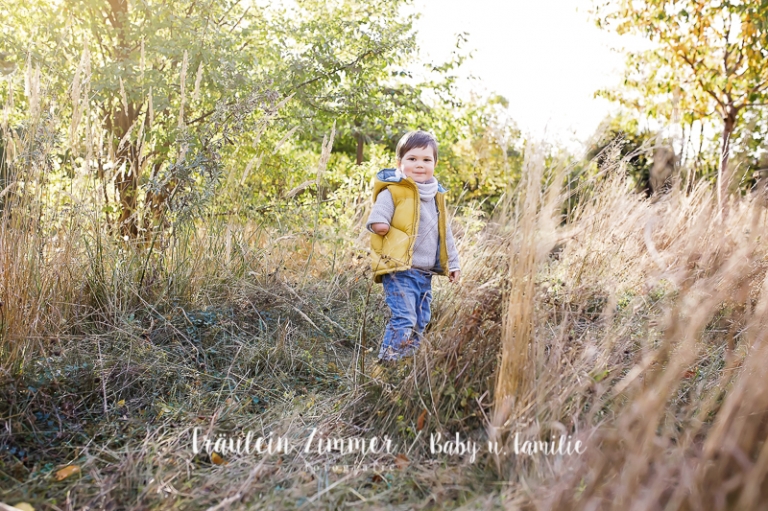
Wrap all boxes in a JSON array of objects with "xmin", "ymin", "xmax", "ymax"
[{"xmin": 3, "ymin": 61, "xmax": 768, "ymax": 511}]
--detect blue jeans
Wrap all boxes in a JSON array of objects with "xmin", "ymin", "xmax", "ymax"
[{"xmin": 378, "ymin": 269, "xmax": 433, "ymax": 361}]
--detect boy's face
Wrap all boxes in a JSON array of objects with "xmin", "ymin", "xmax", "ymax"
[{"xmin": 398, "ymin": 146, "xmax": 436, "ymax": 183}]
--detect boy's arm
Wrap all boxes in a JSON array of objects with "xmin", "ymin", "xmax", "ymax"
[
  {"xmin": 446, "ymin": 220, "xmax": 461, "ymax": 274},
  {"xmin": 365, "ymin": 189, "xmax": 395, "ymax": 234}
]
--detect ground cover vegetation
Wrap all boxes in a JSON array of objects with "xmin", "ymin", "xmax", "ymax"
[{"xmin": 2, "ymin": 0, "xmax": 768, "ymax": 509}]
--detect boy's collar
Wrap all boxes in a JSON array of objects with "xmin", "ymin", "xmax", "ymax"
[{"xmin": 376, "ymin": 168, "xmax": 447, "ymax": 193}]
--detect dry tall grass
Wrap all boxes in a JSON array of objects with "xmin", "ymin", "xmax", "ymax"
[
  {"xmin": 478, "ymin": 159, "xmax": 768, "ymax": 508},
  {"xmin": 3, "ymin": 62, "xmax": 768, "ymax": 510},
  {"xmin": 534, "ymin": 178, "xmax": 768, "ymax": 510}
]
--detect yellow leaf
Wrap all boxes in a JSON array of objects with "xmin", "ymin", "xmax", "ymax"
[
  {"xmin": 54, "ymin": 465, "xmax": 81, "ymax": 481},
  {"xmin": 117, "ymin": 399, "xmax": 125, "ymax": 407},
  {"xmin": 211, "ymin": 452, "xmax": 227, "ymax": 465}
]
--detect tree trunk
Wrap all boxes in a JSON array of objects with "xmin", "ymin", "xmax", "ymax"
[
  {"xmin": 143, "ymin": 161, "xmax": 174, "ymax": 233},
  {"xmin": 105, "ymin": 0, "xmax": 141, "ymax": 238},
  {"xmin": 109, "ymin": 104, "xmax": 140, "ymax": 238},
  {"xmin": 718, "ymin": 107, "xmax": 738, "ymax": 216},
  {"xmin": 355, "ymin": 132, "xmax": 364, "ymax": 165}
]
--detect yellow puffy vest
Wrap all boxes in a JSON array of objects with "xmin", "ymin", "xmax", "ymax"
[{"xmin": 369, "ymin": 169, "xmax": 450, "ymax": 283}]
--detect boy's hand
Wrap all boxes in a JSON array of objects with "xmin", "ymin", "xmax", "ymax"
[
  {"xmin": 371, "ymin": 223, "xmax": 390, "ymax": 235},
  {"xmin": 449, "ymin": 270, "xmax": 461, "ymax": 283}
]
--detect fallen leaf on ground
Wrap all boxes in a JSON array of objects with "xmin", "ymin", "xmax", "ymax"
[
  {"xmin": 211, "ymin": 452, "xmax": 227, "ymax": 465},
  {"xmin": 416, "ymin": 409, "xmax": 427, "ymax": 431},
  {"xmin": 0, "ymin": 503, "xmax": 35, "ymax": 511},
  {"xmin": 54, "ymin": 465, "xmax": 80, "ymax": 481}
]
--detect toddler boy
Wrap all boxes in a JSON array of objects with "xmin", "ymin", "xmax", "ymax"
[{"xmin": 366, "ymin": 130, "xmax": 461, "ymax": 362}]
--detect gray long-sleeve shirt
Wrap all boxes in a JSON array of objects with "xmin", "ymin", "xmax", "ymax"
[{"xmin": 366, "ymin": 189, "xmax": 461, "ymax": 272}]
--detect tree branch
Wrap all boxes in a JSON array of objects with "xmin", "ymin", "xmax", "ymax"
[
  {"xmin": 188, "ymin": 109, "xmax": 217, "ymax": 125},
  {"xmin": 677, "ymin": 49, "xmax": 727, "ymax": 111},
  {"xmin": 229, "ymin": 5, "xmax": 251, "ymax": 34},
  {"xmin": 285, "ymin": 41, "xmax": 398, "ymax": 98},
  {"xmin": 723, "ymin": 11, "xmax": 732, "ymax": 77},
  {"xmin": 216, "ymin": 0, "xmax": 242, "ymax": 27},
  {"xmin": 734, "ymin": 81, "xmax": 768, "ymax": 110}
]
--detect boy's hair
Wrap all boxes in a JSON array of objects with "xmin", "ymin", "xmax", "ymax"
[{"xmin": 396, "ymin": 130, "xmax": 439, "ymax": 163}]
